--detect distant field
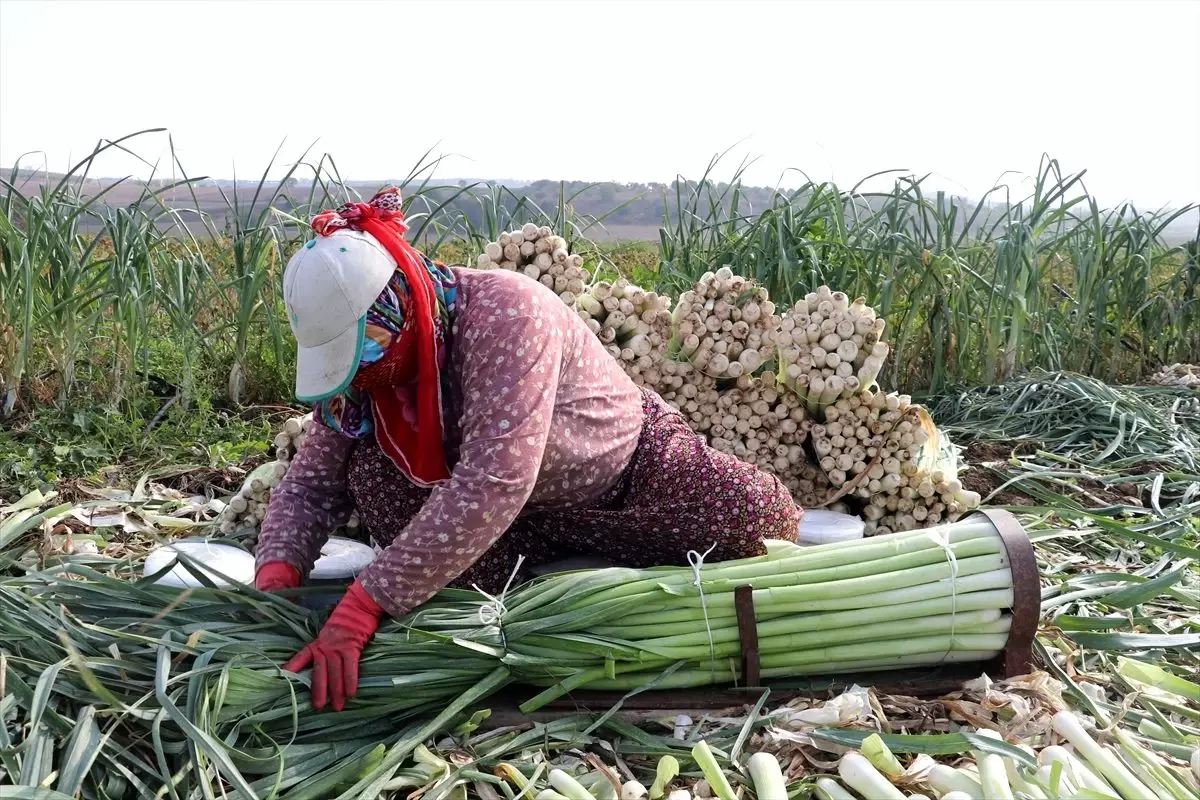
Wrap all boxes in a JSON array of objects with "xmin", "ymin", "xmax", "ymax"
[
  {"xmin": 8, "ymin": 170, "xmax": 1195, "ymax": 244},
  {"xmin": 2, "ymin": 175, "xmax": 663, "ymax": 241},
  {"xmin": 587, "ymin": 224, "xmax": 661, "ymax": 242}
]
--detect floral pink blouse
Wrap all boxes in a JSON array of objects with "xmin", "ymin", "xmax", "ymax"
[{"xmin": 256, "ymin": 268, "xmax": 645, "ymax": 616}]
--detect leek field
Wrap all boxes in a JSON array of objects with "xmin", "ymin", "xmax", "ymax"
[{"xmin": 1, "ymin": 132, "xmax": 1198, "ymax": 799}]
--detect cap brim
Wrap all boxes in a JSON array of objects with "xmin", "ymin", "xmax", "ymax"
[{"xmin": 294, "ymin": 316, "xmax": 366, "ymax": 403}]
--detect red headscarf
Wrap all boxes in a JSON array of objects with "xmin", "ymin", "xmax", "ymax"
[{"xmin": 311, "ymin": 189, "xmax": 453, "ymax": 485}]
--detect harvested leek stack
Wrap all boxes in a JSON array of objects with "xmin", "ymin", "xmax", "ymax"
[
  {"xmin": 786, "ymin": 459, "xmax": 835, "ymax": 511},
  {"xmin": 813, "ymin": 391, "xmax": 980, "ymax": 533},
  {"xmin": 475, "ymin": 223, "xmax": 589, "ymax": 306},
  {"xmin": 272, "ymin": 412, "xmax": 313, "ymax": 462},
  {"xmin": 215, "ymin": 461, "xmax": 288, "ymax": 534},
  {"xmin": 671, "ymin": 268, "xmax": 779, "ymax": 380},
  {"xmin": 810, "ymin": 391, "xmax": 918, "ymax": 494},
  {"xmin": 707, "ymin": 375, "xmax": 808, "ymax": 476},
  {"xmin": 575, "ymin": 278, "xmax": 673, "ymax": 387},
  {"xmin": 775, "ymin": 287, "xmax": 888, "ymax": 417},
  {"xmin": 651, "ymin": 358, "xmax": 720, "ymax": 420},
  {"xmin": 219, "ymin": 412, "xmax": 363, "ymax": 536},
  {"xmin": 215, "ymin": 459, "xmax": 362, "ymax": 536}
]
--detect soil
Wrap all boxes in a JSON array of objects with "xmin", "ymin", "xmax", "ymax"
[
  {"xmin": 959, "ymin": 442, "xmax": 1039, "ymax": 507},
  {"xmin": 958, "ymin": 440, "xmax": 1143, "ymax": 509}
]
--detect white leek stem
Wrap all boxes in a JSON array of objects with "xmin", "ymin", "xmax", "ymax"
[
  {"xmin": 549, "ymin": 769, "xmax": 598, "ymax": 800},
  {"xmin": 927, "ymin": 764, "xmax": 982, "ymax": 798},
  {"xmin": 745, "ymin": 753, "xmax": 786, "ymax": 800},
  {"xmin": 972, "ymin": 729, "xmax": 1014, "ymax": 800},
  {"xmin": 1002, "ymin": 745, "xmax": 1047, "ymax": 800},
  {"xmin": 1052, "ymin": 711, "xmax": 1156, "ymax": 800},
  {"xmin": 838, "ymin": 753, "xmax": 905, "ymax": 800},
  {"xmin": 813, "ymin": 777, "xmax": 856, "ymax": 800}
]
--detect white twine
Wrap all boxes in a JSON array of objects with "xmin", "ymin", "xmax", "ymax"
[
  {"xmin": 687, "ymin": 543, "xmax": 719, "ymax": 679},
  {"xmin": 925, "ymin": 529, "xmax": 959, "ymax": 664},
  {"xmin": 475, "ymin": 554, "xmax": 526, "ymax": 648}
]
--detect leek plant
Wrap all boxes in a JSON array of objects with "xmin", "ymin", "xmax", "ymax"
[{"xmin": 3, "ymin": 136, "xmax": 1195, "ymax": 417}]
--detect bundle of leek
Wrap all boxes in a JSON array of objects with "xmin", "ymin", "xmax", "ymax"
[
  {"xmin": 774, "ymin": 286, "xmax": 888, "ymax": 416},
  {"xmin": 703, "ymin": 375, "xmax": 809, "ymax": 481},
  {"xmin": 402, "ymin": 514, "xmax": 1017, "ymax": 711},
  {"xmin": 476, "ymin": 223, "xmax": 589, "ymax": 306},
  {"xmin": 812, "ymin": 391, "xmax": 982, "ymax": 532},
  {"xmin": 575, "ymin": 278, "xmax": 674, "ymax": 385},
  {"xmin": 670, "ymin": 268, "xmax": 780, "ymax": 380}
]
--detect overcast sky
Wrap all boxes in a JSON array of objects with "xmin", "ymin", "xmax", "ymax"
[{"xmin": 1, "ymin": 0, "xmax": 1197, "ymax": 207}]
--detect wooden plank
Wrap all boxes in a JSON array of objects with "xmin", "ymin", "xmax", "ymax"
[{"xmin": 478, "ymin": 664, "xmax": 985, "ymax": 728}]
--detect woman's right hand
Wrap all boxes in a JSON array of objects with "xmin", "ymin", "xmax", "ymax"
[{"xmin": 256, "ymin": 561, "xmax": 302, "ymax": 593}]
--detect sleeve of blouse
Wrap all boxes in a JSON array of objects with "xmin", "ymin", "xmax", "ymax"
[
  {"xmin": 356, "ymin": 310, "xmax": 564, "ymax": 617},
  {"xmin": 255, "ymin": 421, "xmax": 356, "ymax": 576}
]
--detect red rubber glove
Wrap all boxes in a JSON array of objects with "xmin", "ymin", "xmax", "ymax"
[
  {"xmin": 255, "ymin": 562, "xmax": 301, "ymax": 593},
  {"xmin": 283, "ymin": 581, "xmax": 384, "ymax": 711}
]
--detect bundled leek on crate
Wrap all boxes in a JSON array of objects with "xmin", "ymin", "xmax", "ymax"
[
  {"xmin": 379, "ymin": 513, "xmax": 1021, "ymax": 717},
  {"xmin": 485, "ymin": 514, "xmax": 1018, "ymax": 706}
]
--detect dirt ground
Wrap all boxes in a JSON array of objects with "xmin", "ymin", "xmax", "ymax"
[
  {"xmin": 958, "ymin": 441, "xmax": 1143, "ymax": 508},
  {"xmin": 958, "ymin": 442, "xmax": 1039, "ymax": 506}
]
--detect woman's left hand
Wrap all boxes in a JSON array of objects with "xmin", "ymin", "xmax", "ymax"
[{"xmin": 283, "ymin": 581, "xmax": 385, "ymax": 711}]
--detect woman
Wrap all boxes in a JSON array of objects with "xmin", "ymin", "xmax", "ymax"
[{"xmin": 257, "ymin": 189, "xmax": 801, "ymax": 711}]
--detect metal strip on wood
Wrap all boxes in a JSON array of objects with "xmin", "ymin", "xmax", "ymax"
[
  {"xmin": 734, "ymin": 584, "xmax": 761, "ymax": 688},
  {"xmin": 980, "ymin": 508, "xmax": 1038, "ymax": 677}
]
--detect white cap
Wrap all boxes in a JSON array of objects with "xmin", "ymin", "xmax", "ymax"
[{"xmin": 283, "ymin": 229, "xmax": 396, "ymax": 402}]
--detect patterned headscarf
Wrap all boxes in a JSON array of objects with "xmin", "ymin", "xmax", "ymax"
[{"xmin": 311, "ymin": 188, "xmax": 458, "ymax": 486}]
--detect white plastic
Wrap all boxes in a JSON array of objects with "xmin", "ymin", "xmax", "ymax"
[
  {"xmin": 796, "ymin": 509, "xmax": 865, "ymax": 545},
  {"xmin": 143, "ymin": 540, "xmax": 256, "ymax": 588},
  {"xmin": 309, "ymin": 536, "xmax": 377, "ymax": 581}
]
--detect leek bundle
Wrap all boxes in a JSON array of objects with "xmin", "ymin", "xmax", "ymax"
[
  {"xmin": 476, "ymin": 223, "xmax": 590, "ymax": 306},
  {"xmin": 774, "ymin": 286, "xmax": 888, "ymax": 415},
  {"xmin": 670, "ymin": 267, "xmax": 780, "ymax": 380},
  {"xmin": 383, "ymin": 515, "xmax": 1017, "ymax": 713},
  {"xmin": 575, "ymin": 278, "xmax": 674, "ymax": 386}
]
